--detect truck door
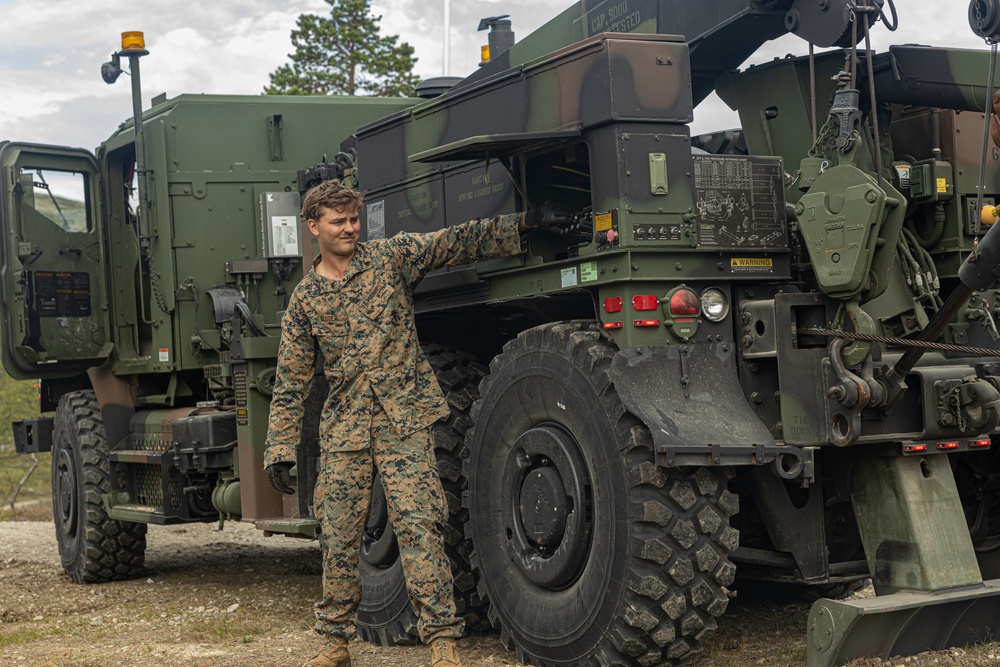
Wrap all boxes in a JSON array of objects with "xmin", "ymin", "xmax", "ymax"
[{"xmin": 0, "ymin": 142, "xmax": 112, "ymax": 380}]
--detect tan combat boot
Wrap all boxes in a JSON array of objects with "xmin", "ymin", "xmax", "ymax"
[
  {"xmin": 302, "ymin": 636, "xmax": 351, "ymax": 667},
  {"xmin": 431, "ymin": 637, "xmax": 463, "ymax": 667}
]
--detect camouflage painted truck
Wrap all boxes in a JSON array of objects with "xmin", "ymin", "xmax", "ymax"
[
  {"xmin": 0, "ymin": 32, "xmax": 442, "ymax": 635},
  {"xmin": 9, "ymin": 2, "xmax": 1000, "ymax": 667},
  {"xmin": 319, "ymin": 0, "xmax": 1000, "ymax": 665}
]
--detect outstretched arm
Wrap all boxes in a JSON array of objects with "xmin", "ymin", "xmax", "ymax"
[{"xmin": 264, "ymin": 296, "xmax": 316, "ymax": 470}]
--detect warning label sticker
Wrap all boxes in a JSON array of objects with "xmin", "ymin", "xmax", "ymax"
[
  {"xmin": 731, "ymin": 257, "xmax": 773, "ymax": 273},
  {"xmin": 895, "ymin": 165, "xmax": 910, "ymax": 190},
  {"xmin": 594, "ymin": 212, "xmax": 613, "ymax": 232}
]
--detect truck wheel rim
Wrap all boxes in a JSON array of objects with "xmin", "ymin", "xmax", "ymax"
[
  {"xmin": 501, "ymin": 423, "xmax": 592, "ymax": 589},
  {"xmin": 361, "ymin": 475, "xmax": 398, "ymax": 567},
  {"xmin": 55, "ymin": 448, "xmax": 78, "ymax": 539}
]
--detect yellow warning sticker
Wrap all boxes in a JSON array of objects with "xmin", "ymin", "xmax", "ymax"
[
  {"xmin": 594, "ymin": 212, "xmax": 612, "ymax": 232},
  {"xmin": 731, "ymin": 257, "xmax": 773, "ymax": 273},
  {"xmin": 937, "ymin": 177, "xmax": 948, "ymax": 194}
]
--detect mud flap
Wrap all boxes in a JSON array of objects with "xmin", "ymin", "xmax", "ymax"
[
  {"xmin": 609, "ymin": 342, "xmax": 778, "ymax": 466},
  {"xmin": 807, "ymin": 582, "xmax": 1000, "ymax": 667}
]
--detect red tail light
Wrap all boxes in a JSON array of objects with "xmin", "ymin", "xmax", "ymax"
[
  {"xmin": 631, "ymin": 295, "xmax": 659, "ymax": 311},
  {"xmin": 633, "ymin": 320, "xmax": 660, "ymax": 327},
  {"xmin": 603, "ymin": 321, "xmax": 624, "ymax": 329},
  {"xmin": 903, "ymin": 444, "xmax": 927, "ymax": 453},
  {"xmin": 668, "ymin": 289, "xmax": 699, "ymax": 316},
  {"xmin": 970, "ymin": 439, "xmax": 992, "ymax": 448},
  {"xmin": 936, "ymin": 441, "xmax": 960, "ymax": 450}
]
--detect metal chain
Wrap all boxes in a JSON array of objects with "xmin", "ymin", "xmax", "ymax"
[
  {"xmin": 798, "ymin": 327, "xmax": 1000, "ymax": 357},
  {"xmin": 141, "ymin": 241, "xmax": 171, "ymax": 314},
  {"xmin": 953, "ymin": 390, "xmax": 968, "ymax": 432}
]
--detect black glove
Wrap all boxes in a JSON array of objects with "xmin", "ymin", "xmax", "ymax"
[
  {"xmin": 266, "ymin": 462, "xmax": 295, "ymax": 495},
  {"xmin": 524, "ymin": 201, "xmax": 574, "ymax": 234}
]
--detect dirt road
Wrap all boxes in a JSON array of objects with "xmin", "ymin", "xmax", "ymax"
[{"xmin": 1, "ymin": 518, "xmax": 998, "ymax": 667}]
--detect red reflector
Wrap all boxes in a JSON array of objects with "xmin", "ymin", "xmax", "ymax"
[
  {"xmin": 604, "ymin": 297, "xmax": 623, "ymax": 313},
  {"xmin": 632, "ymin": 295, "xmax": 660, "ymax": 311},
  {"xmin": 633, "ymin": 320, "xmax": 661, "ymax": 327},
  {"xmin": 970, "ymin": 439, "xmax": 992, "ymax": 448},
  {"xmin": 603, "ymin": 321, "xmax": 624, "ymax": 330},
  {"xmin": 903, "ymin": 444, "xmax": 927, "ymax": 453},
  {"xmin": 669, "ymin": 289, "xmax": 699, "ymax": 316},
  {"xmin": 936, "ymin": 441, "xmax": 960, "ymax": 450}
]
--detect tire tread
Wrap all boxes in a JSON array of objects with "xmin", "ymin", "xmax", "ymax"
[
  {"xmin": 465, "ymin": 322, "xmax": 738, "ymax": 666},
  {"xmin": 53, "ymin": 390, "xmax": 146, "ymax": 584}
]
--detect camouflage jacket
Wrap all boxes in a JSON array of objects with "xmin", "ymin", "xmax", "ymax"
[{"xmin": 264, "ymin": 214, "xmax": 523, "ymax": 467}]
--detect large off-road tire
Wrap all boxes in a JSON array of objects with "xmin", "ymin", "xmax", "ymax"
[
  {"xmin": 52, "ymin": 390, "xmax": 146, "ymax": 583},
  {"xmin": 464, "ymin": 322, "xmax": 739, "ymax": 666},
  {"xmin": 357, "ymin": 344, "xmax": 490, "ymax": 644}
]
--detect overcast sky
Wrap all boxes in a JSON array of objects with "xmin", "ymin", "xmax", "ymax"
[{"xmin": 0, "ymin": 0, "xmax": 989, "ymax": 152}]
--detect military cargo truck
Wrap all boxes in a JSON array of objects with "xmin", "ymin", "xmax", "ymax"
[
  {"xmin": 0, "ymin": 41, "xmax": 435, "ymax": 630},
  {"xmin": 10, "ymin": 1, "xmax": 1000, "ymax": 666},
  {"xmin": 327, "ymin": 0, "xmax": 1000, "ymax": 665}
]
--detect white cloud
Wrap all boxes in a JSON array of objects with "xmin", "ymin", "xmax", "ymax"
[
  {"xmin": 0, "ymin": 0, "xmax": 991, "ymax": 150},
  {"xmin": 0, "ymin": 0, "xmax": 328, "ymax": 148}
]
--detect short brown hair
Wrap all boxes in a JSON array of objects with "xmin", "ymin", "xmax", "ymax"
[{"xmin": 301, "ymin": 179, "xmax": 364, "ymax": 221}]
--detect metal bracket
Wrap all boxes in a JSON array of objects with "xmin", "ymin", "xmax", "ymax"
[
  {"xmin": 656, "ymin": 443, "xmax": 816, "ymax": 484},
  {"xmin": 12, "ymin": 417, "xmax": 54, "ymax": 454},
  {"xmin": 678, "ymin": 344, "xmax": 691, "ymax": 398}
]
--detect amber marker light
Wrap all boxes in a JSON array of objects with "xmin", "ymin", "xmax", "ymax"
[
  {"xmin": 982, "ymin": 205, "xmax": 999, "ymax": 226},
  {"xmin": 121, "ymin": 31, "xmax": 146, "ymax": 51},
  {"xmin": 481, "ymin": 45, "xmax": 491, "ymax": 63}
]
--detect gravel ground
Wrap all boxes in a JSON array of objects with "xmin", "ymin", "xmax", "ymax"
[{"xmin": 1, "ymin": 517, "xmax": 999, "ymax": 667}]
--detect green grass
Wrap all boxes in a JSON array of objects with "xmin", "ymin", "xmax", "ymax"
[
  {"xmin": 31, "ymin": 193, "xmax": 88, "ymax": 233},
  {"xmin": 0, "ymin": 625, "xmax": 67, "ymax": 648},
  {"xmin": 0, "ymin": 372, "xmax": 51, "ymax": 515},
  {"xmin": 189, "ymin": 616, "xmax": 269, "ymax": 642}
]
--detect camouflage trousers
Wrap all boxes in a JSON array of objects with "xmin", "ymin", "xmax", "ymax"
[{"xmin": 312, "ymin": 403, "xmax": 463, "ymax": 643}]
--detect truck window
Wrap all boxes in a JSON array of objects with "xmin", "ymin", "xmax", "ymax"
[{"xmin": 18, "ymin": 167, "xmax": 90, "ymax": 233}]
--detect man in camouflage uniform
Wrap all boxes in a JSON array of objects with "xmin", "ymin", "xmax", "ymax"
[{"xmin": 264, "ymin": 179, "xmax": 547, "ymax": 667}]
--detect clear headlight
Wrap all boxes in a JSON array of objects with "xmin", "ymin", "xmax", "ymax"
[{"xmin": 700, "ymin": 287, "xmax": 729, "ymax": 322}]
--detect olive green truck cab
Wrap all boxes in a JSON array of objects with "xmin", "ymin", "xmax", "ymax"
[{"xmin": 10, "ymin": 1, "xmax": 1000, "ymax": 666}]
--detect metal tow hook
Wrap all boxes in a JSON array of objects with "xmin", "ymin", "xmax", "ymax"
[
  {"xmin": 827, "ymin": 338, "xmax": 871, "ymax": 446},
  {"xmin": 861, "ymin": 353, "xmax": 885, "ymax": 407}
]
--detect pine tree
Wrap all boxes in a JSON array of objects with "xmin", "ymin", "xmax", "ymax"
[{"xmin": 265, "ymin": 0, "xmax": 419, "ymax": 97}]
